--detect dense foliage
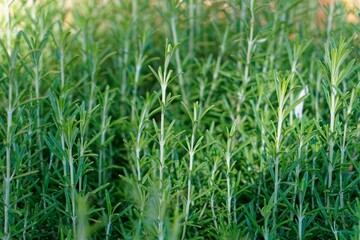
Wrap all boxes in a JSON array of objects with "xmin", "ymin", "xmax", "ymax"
[{"xmin": 0, "ymin": 0, "xmax": 360, "ymax": 239}]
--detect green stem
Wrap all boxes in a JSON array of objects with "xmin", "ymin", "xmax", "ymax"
[
  {"xmin": 69, "ymin": 144, "xmax": 77, "ymax": 239},
  {"xmin": 226, "ymin": 137, "xmax": 232, "ymax": 224},
  {"xmin": 182, "ymin": 122, "xmax": 197, "ymax": 240},
  {"xmin": 120, "ymin": 36, "xmax": 129, "ymax": 116},
  {"xmin": 210, "ymin": 159, "xmax": 219, "ymax": 229},
  {"xmin": 158, "ymin": 76, "xmax": 167, "ymax": 240},
  {"xmin": 34, "ymin": 64, "xmax": 44, "ymax": 171},
  {"xmin": 170, "ymin": 16, "xmax": 188, "ymax": 106},
  {"xmin": 5, "ymin": 0, "xmax": 11, "ymax": 54},
  {"xmin": 188, "ymin": 0, "xmax": 194, "ymax": 59},
  {"xmin": 273, "ymin": 84, "xmax": 284, "ymax": 230},
  {"xmin": 326, "ymin": 0, "xmax": 335, "ymax": 48},
  {"xmin": 4, "ymin": 78, "xmax": 13, "ymax": 240},
  {"xmin": 99, "ymin": 87, "xmax": 110, "ymax": 188},
  {"xmin": 237, "ymin": 0, "xmax": 254, "ymax": 125}
]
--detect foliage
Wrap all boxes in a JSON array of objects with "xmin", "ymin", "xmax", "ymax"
[{"xmin": 0, "ymin": 0, "xmax": 360, "ymax": 239}]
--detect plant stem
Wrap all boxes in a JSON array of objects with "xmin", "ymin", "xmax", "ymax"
[
  {"xmin": 225, "ymin": 135, "xmax": 233, "ymax": 224},
  {"xmin": 60, "ymin": 43, "xmax": 65, "ymax": 90},
  {"xmin": 188, "ymin": 0, "xmax": 194, "ymax": 60},
  {"xmin": 204, "ymin": 28, "xmax": 228, "ymax": 108},
  {"xmin": 257, "ymin": 106, "xmax": 268, "ymax": 208},
  {"xmin": 88, "ymin": 61, "xmax": 96, "ymax": 113},
  {"xmin": 156, "ymin": 46, "xmax": 172, "ymax": 240},
  {"xmin": 182, "ymin": 111, "xmax": 197, "ymax": 240},
  {"xmin": 4, "ymin": 0, "xmax": 13, "ymax": 240},
  {"xmin": 136, "ymin": 105, "xmax": 148, "ymax": 182},
  {"xmin": 99, "ymin": 86, "xmax": 110, "ymax": 188},
  {"xmin": 210, "ymin": 158, "xmax": 219, "ymax": 229},
  {"xmin": 120, "ymin": 35, "xmax": 129, "ymax": 116},
  {"xmin": 273, "ymin": 74, "xmax": 288, "ymax": 231},
  {"xmin": 292, "ymin": 137, "xmax": 303, "ymax": 215},
  {"xmin": 131, "ymin": 38, "xmax": 146, "ymax": 121},
  {"xmin": 69, "ymin": 139, "xmax": 77, "ymax": 239},
  {"xmin": 131, "ymin": 0, "xmax": 138, "ymax": 40},
  {"xmin": 158, "ymin": 79, "xmax": 166, "ymax": 240},
  {"xmin": 170, "ymin": 16, "xmax": 188, "ymax": 106},
  {"xmin": 4, "ymin": 24, "xmax": 16, "ymax": 239},
  {"xmin": 327, "ymin": 70, "xmax": 336, "ymax": 212},
  {"xmin": 340, "ymin": 90, "xmax": 355, "ymax": 209},
  {"xmin": 5, "ymin": 0, "xmax": 11, "ymax": 54},
  {"xmin": 4, "ymin": 68, "xmax": 13, "ymax": 240},
  {"xmin": 237, "ymin": 0, "xmax": 246, "ymax": 71},
  {"xmin": 34, "ymin": 63, "xmax": 44, "ymax": 171},
  {"xmin": 298, "ymin": 191, "xmax": 304, "ymax": 240},
  {"xmin": 243, "ymin": 0, "xmax": 254, "ymax": 87},
  {"xmin": 236, "ymin": 0, "xmax": 254, "ymax": 125},
  {"xmin": 326, "ymin": 0, "xmax": 335, "ymax": 49}
]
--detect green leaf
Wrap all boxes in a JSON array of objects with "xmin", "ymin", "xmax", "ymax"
[
  {"xmin": 283, "ymin": 93, "xmax": 309, "ymax": 119},
  {"xmin": 13, "ymin": 170, "xmax": 39, "ymax": 180},
  {"xmin": 85, "ymin": 183, "xmax": 110, "ymax": 199}
]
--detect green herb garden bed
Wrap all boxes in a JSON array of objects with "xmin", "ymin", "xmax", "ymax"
[{"xmin": 1, "ymin": 0, "xmax": 360, "ymax": 239}]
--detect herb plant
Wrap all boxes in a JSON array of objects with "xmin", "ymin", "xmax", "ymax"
[{"xmin": 0, "ymin": 0, "xmax": 360, "ymax": 239}]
